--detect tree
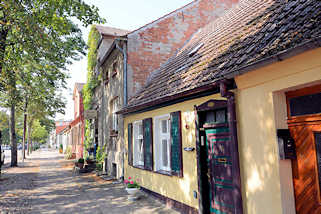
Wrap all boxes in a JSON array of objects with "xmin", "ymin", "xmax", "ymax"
[
  {"xmin": 31, "ymin": 120, "xmax": 48, "ymax": 144},
  {"xmin": 0, "ymin": 111, "xmax": 9, "ymax": 145},
  {"xmin": 0, "ymin": 1, "xmax": 105, "ymax": 166}
]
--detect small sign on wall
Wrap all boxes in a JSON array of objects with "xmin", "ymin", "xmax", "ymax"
[{"xmin": 84, "ymin": 110, "xmax": 97, "ymax": 119}]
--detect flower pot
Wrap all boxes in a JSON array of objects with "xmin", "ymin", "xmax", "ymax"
[
  {"xmin": 125, "ymin": 188, "xmax": 140, "ymax": 201},
  {"xmin": 59, "ymin": 148, "xmax": 63, "ymax": 154},
  {"xmin": 75, "ymin": 162, "xmax": 84, "ymax": 169}
]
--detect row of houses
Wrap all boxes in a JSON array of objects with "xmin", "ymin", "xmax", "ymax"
[
  {"xmin": 52, "ymin": 83, "xmax": 85, "ymax": 159},
  {"xmin": 59, "ymin": 0, "xmax": 321, "ymax": 213}
]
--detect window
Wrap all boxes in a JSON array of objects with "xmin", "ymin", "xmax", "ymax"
[
  {"xmin": 154, "ymin": 115, "xmax": 171, "ymax": 172},
  {"xmin": 127, "ymin": 112, "xmax": 182, "ymax": 176},
  {"xmin": 111, "ymin": 97, "xmax": 119, "ymax": 131},
  {"xmin": 133, "ymin": 121, "xmax": 144, "ymax": 166}
]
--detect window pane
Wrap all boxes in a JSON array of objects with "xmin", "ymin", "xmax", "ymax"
[
  {"xmin": 216, "ymin": 109, "xmax": 226, "ymax": 123},
  {"xmin": 161, "ymin": 120, "xmax": 167, "ymax": 133},
  {"xmin": 139, "ymin": 139, "xmax": 144, "ymax": 163},
  {"xmin": 289, "ymin": 92, "xmax": 321, "ymax": 116},
  {"xmin": 162, "ymin": 139, "xmax": 168, "ymax": 167},
  {"xmin": 139, "ymin": 124, "xmax": 143, "ymax": 136}
]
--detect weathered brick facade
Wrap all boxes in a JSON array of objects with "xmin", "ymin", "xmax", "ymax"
[{"xmin": 127, "ymin": 0, "xmax": 239, "ymax": 98}]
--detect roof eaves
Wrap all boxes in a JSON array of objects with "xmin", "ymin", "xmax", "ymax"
[
  {"xmin": 118, "ymin": 81, "xmax": 221, "ymax": 115},
  {"xmin": 224, "ymin": 36, "xmax": 321, "ymax": 79}
]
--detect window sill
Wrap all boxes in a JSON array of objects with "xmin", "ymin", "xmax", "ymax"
[
  {"xmin": 132, "ymin": 165, "xmax": 145, "ymax": 170},
  {"xmin": 130, "ymin": 165, "xmax": 173, "ymax": 177},
  {"xmin": 154, "ymin": 170, "xmax": 172, "ymax": 176}
]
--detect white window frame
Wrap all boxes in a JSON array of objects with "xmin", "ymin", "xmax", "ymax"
[
  {"xmin": 112, "ymin": 98, "xmax": 119, "ymax": 131},
  {"xmin": 154, "ymin": 114, "xmax": 171, "ymax": 172},
  {"xmin": 133, "ymin": 120, "xmax": 144, "ymax": 166}
]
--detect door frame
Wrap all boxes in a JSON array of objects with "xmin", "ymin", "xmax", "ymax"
[
  {"xmin": 286, "ymin": 84, "xmax": 321, "ymax": 213},
  {"xmin": 194, "ymin": 99, "xmax": 230, "ymax": 214}
]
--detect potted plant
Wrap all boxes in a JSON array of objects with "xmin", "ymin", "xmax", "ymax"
[
  {"xmin": 86, "ymin": 156, "xmax": 95, "ymax": 165},
  {"xmin": 124, "ymin": 177, "xmax": 140, "ymax": 201},
  {"xmin": 59, "ymin": 144, "xmax": 63, "ymax": 153},
  {"xmin": 76, "ymin": 158, "xmax": 84, "ymax": 168}
]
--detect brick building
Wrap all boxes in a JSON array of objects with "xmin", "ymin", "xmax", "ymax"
[{"xmin": 92, "ymin": 0, "xmax": 239, "ymax": 180}]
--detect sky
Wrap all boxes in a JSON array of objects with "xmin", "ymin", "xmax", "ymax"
[{"xmin": 56, "ymin": 0, "xmax": 194, "ymax": 121}]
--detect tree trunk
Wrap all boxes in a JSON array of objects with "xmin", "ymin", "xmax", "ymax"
[
  {"xmin": 27, "ymin": 122, "xmax": 31, "ymax": 155},
  {"xmin": 22, "ymin": 99, "xmax": 28, "ymax": 160},
  {"xmin": 22, "ymin": 113, "xmax": 27, "ymax": 160},
  {"xmin": 9, "ymin": 103, "xmax": 17, "ymax": 167}
]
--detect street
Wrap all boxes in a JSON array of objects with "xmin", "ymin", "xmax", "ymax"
[{"xmin": 0, "ymin": 149, "xmax": 178, "ymax": 214}]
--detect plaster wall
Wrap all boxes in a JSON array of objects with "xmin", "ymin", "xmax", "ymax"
[
  {"xmin": 97, "ymin": 37, "xmax": 114, "ymax": 62},
  {"xmin": 124, "ymin": 93, "xmax": 226, "ymax": 209},
  {"xmin": 235, "ymin": 47, "xmax": 321, "ymax": 214},
  {"xmin": 101, "ymin": 44, "xmax": 125, "ymax": 179}
]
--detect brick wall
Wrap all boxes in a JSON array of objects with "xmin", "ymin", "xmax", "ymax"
[{"xmin": 127, "ymin": 0, "xmax": 239, "ymax": 98}]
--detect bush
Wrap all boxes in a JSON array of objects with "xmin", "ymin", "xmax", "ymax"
[
  {"xmin": 78, "ymin": 158, "xmax": 84, "ymax": 164},
  {"xmin": 64, "ymin": 147, "xmax": 73, "ymax": 159},
  {"xmin": 96, "ymin": 145, "xmax": 106, "ymax": 163},
  {"xmin": 96, "ymin": 162, "xmax": 103, "ymax": 171}
]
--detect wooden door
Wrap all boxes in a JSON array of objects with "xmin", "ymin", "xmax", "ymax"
[
  {"xmin": 202, "ymin": 108, "xmax": 235, "ymax": 214},
  {"xmin": 287, "ymin": 85, "xmax": 321, "ymax": 214}
]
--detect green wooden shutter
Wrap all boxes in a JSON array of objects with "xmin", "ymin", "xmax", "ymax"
[
  {"xmin": 143, "ymin": 118, "xmax": 153, "ymax": 171},
  {"xmin": 128, "ymin": 123, "xmax": 133, "ymax": 166},
  {"xmin": 170, "ymin": 111, "xmax": 183, "ymax": 177}
]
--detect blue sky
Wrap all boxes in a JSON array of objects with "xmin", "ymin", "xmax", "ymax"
[{"xmin": 57, "ymin": 0, "xmax": 194, "ymax": 120}]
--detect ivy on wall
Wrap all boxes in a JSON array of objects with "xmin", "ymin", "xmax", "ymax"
[{"xmin": 83, "ymin": 25, "xmax": 101, "ymax": 154}]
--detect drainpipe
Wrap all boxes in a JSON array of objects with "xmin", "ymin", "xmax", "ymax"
[
  {"xmin": 101, "ymin": 77, "xmax": 105, "ymax": 151},
  {"xmin": 115, "ymin": 38, "xmax": 127, "ymax": 180},
  {"xmin": 220, "ymin": 80, "xmax": 243, "ymax": 214}
]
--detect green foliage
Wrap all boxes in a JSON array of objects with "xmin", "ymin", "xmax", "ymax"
[
  {"xmin": 96, "ymin": 162, "xmax": 103, "ymax": 171},
  {"xmin": 0, "ymin": 111, "xmax": 9, "ymax": 145},
  {"xmin": 87, "ymin": 25, "xmax": 101, "ymax": 73},
  {"xmin": 78, "ymin": 158, "xmax": 84, "ymax": 164},
  {"xmin": 59, "ymin": 144, "xmax": 63, "ymax": 150},
  {"xmin": 31, "ymin": 120, "xmax": 48, "ymax": 144},
  {"xmin": 64, "ymin": 146, "xmax": 73, "ymax": 159},
  {"xmin": 83, "ymin": 25, "xmax": 101, "ymax": 158},
  {"xmin": 83, "ymin": 25, "xmax": 101, "ymax": 110},
  {"xmin": 96, "ymin": 144, "xmax": 106, "ymax": 164},
  {"xmin": 0, "ymin": 0, "xmax": 105, "ymax": 161}
]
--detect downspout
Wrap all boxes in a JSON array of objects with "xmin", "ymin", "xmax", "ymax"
[
  {"xmin": 115, "ymin": 38, "xmax": 127, "ymax": 180},
  {"xmin": 220, "ymin": 80, "xmax": 243, "ymax": 214},
  {"xmin": 101, "ymin": 73, "xmax": 105, "ymax": 150}
]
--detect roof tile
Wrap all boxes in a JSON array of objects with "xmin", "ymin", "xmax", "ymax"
[{"xmin": 126, "ymin": 0, "xmax": 321, "ymax": 110}]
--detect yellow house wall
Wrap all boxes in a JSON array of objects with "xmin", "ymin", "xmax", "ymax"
[
  {"xmin": 235, "ymin": 47, "xmax": 321, "ymax": 214},
  {"xmin": 124, "ymin": 94, "xmax": 225, "ymax": 209}
]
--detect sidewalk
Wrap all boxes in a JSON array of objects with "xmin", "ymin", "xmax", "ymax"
[{"xmin": 0, "ymin": 149, "xmax": 179, "ymax": 214}]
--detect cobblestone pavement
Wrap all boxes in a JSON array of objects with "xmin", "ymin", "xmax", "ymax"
[{"xmin": 0, "ymin": 149, "xmax": 179, "ymax": 214}]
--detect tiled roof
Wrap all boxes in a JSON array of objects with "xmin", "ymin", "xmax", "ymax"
[
  {"xmin": 125, "ymin": 0, "xmax": 321, "ymax": 110},
  {"xmin": 95, "ymin": 25, "xmax": 130, "ymax": 37}
]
